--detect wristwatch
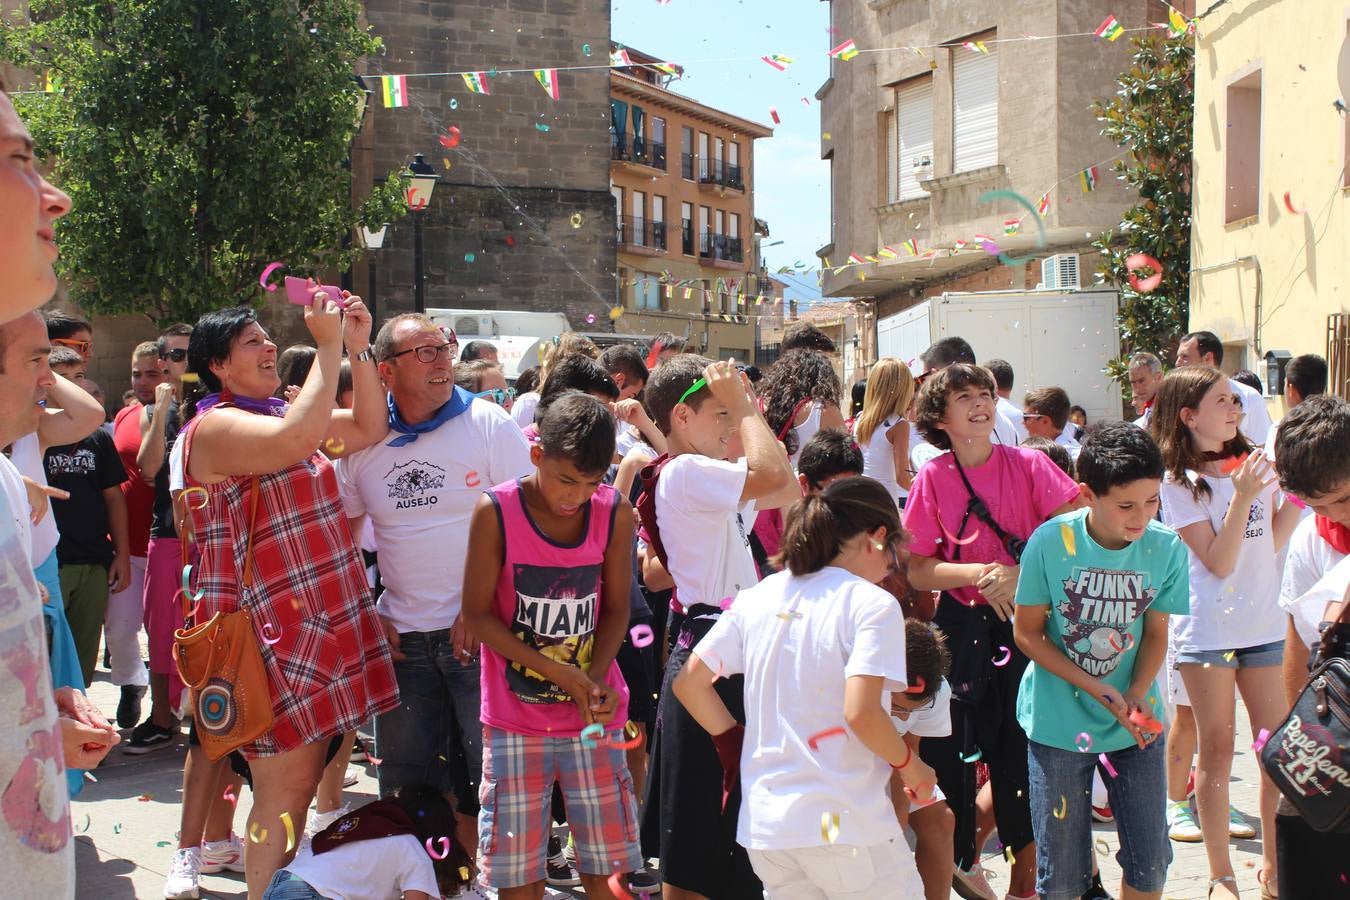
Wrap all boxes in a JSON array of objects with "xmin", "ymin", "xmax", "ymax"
[{"xmin": 355, "ymin": 345, "xmax": 376, "ymax": 363}]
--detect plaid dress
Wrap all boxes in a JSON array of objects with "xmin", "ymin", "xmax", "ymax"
[{"xmin": 181, "ymin": 411, "xmax": 398, "ymax": 758}]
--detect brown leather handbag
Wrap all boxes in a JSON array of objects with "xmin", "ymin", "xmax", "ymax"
[{"xmin": 174, "ymin": 477, "xmax": 274, "ymax": 760}]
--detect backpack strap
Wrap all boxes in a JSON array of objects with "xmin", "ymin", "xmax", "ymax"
[{"xmin": 636, "ymin": 453, "xmax": 672, "ymax": 568}]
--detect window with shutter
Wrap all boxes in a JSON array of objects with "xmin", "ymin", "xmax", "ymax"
[
  {"xmin": 897, "ymin": 77, "xmax": 934, "ymax": 200},
  {"xmin": 885, "ymin": 110, "xmax": 899, "ymax": 203},
  {"xmin": 953, "ymin": 41, "xmax": 999, "ymax": 173}
]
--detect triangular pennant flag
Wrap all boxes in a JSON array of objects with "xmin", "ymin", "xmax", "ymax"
[
  {"xmin": 829, "ymin": 39, "xmax": 859, "ymax": 61},
  {"xmin": 1079, "ymin": 165, "xmax": 1099, "ymax": 192},
  {"xmin": 1095, "ymin": 15, "xmax": 1125, "ymax": 42},
  {"xmin": 761, "ymin": 54, "xmax": 794, "ymax": 72},
  {"xmin": 533, "ymin": 68, "xmax": 560, "ymax": 100},
  {"xmin": 1167, "ymin": 7, "xmax": 1191, "ymax": 38},
  {"xmin": 462, "ymin": 72, "xmax": 490, "ymax": 95},
  {"xmin": 610, "ymin": 48, "xmax": 633, "ymax": 67},
  {"xmin": 961, "ymin": 41, "xmax": 989, "ymax": 54},
  {"xmin": 381, "ymin": 75, "xmax": 409, "ymax": 108}
]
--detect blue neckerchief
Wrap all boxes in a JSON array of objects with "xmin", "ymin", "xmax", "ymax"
[{"xmin": 386, "ymin": 387, "xmax": 473, "ymax": 447}]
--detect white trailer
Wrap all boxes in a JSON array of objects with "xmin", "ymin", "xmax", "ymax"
[
  {"xmin": 425, "ymin": 308, "xmax": 572, "ymax": 381},
  {"xmin": 875, "ymin": 289, "xmax": 1122, "ymax": 421}
]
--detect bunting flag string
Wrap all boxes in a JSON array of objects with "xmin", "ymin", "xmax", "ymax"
[
  {"xmin": 532, "ymin": 68, "xmax": 560, "ymax": 100},
  {"xmin": 380, "ymin": 74, "xmax": 408, "ymax": 108}
]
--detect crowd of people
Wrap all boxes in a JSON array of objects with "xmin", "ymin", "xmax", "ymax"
[{"xmin": 3, "ymin": 81, "xmax": 1347, "ymax": 900}]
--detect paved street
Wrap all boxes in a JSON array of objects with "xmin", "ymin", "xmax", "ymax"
[{"xmin": 74, "ymin": 672, "xmax": 1269, "ymax": 899}]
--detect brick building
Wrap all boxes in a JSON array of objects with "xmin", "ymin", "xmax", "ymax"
[
  {"xmin": 355, "ymin": 0, "xmax": 616, "ymax": 328},
  {"xmin": 607, "ymin": 45, "xmax": 774, "ymax": 360}
]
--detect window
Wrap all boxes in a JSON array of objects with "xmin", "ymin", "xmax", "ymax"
[
  {"xmin": 728, "ymin": 212, "xmax": 740, "ymax": 241},
  {"xmin": 610, "ymin": 185, "xmax": 623, "ymax": 242},
  {"xmin": 885, "ymin": 110, "xmax": 898, "ymax": 203},
  {"xmin": 653, "ymin": 196, "xmax": 666, "ymax": 251},
  {"xmin": 635, "ymin": 272, "xmax": 662, "ymax": 310},
  {"xmin": 952, "ymin": 38, "xmax": 998, "ymax": 172},
  {"xmin": 681, "ymin": 201, "xmax": 694, "ymax": 255},
  {"xmin": 632, "ymin": 190, "xmax": 646, "ymax": 245},
  {"xmin": 715, "ymin": 209, "xmax": 726, "ymax": 237},
  {"xmin": 728, "ymin": 141, "xmax": 741, "ymax": 188},
  {"xmin": 714, "ymin": 137, "xmax": 725, "ymax": 179},
  {"xmin": 699, "ymin": 206, "xmax": 711, "ymax": 258},
  {"xmin": 896, "ymin": 77, "xmax": 934, "ymax": 200},
  {"xmin": 651, "ymin": 116, "xmax": 667, "ymax": 169},
  {"xmin": 682, "ymin": 126, "xmax": 694, "ymax": 179},
  {"xmin": 698, "ymin": 132, "xmax": 710, "ymax": 180},
  {"xmin": 1225, "ymin": 69, "xmax": 1262, "ymax": 223}
]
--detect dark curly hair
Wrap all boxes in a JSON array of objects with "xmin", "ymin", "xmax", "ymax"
[
  {"xmin": 914, "ymin": 363, "xmax": 996, "ymax": 450},
  {"xmin": 758, "ymin": 349, "xmax": 843, "ymax": 457}
]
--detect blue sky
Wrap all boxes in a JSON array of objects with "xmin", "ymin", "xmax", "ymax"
[{"xmin": 612, "ymin": 0, "xmax": 831, "ymax": 303}]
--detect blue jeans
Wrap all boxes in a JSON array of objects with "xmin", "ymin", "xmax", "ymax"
[
  {"xmin": 261, "ymin": 870, "xmax": 323, "ymax": 900},
  {"xmin": 374, "ymin": 628, "xmax": 483, "ymax": 813},
  {"xmin": 1028, "ymin": 736, "xmax": 1171, "ymax": 899}
]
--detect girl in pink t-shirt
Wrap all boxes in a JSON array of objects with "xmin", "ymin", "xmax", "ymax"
[{"xmin": 901, "ymin": 364, "xmax": 1078, "ymax": 900}]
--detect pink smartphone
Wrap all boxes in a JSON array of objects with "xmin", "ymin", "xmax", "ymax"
[{"xmin": 284, "ymin": 276, "xmax": 346, "ymax": 308}]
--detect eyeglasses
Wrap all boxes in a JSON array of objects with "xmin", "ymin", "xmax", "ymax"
[
  {"xmin": 384, "ymin": 341, "xmax": 457, "ymax": 364},
  {"xmin": 475, "ymin": 387, "xmax": 517, "ymax": 405},
  {"xmin": 677, "ymin": 377, "xmax": 707, "ymax": 405},
  {"xmin": 53, "ymin": 337, "xmax": 92, "ymax": 356},
  {"xmin": 893, "ymin": 693, "xmax": 938, "ymax": 714},
  {"xmin": 1022, "ymin": 413, "xmax": 1046, "ymax": 422},
  {"xmin": 160, "ymin": 348, "xmax": 188, "ymax": 363}
]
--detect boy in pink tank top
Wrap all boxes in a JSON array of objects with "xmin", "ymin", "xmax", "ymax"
[{"xmin": 462, "ymin": 391, "xmax": 641, "ymax": 896}]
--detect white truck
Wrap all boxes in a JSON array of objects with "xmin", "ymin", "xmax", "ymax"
[
  {"xmin": 875, "ymin": 288, "xmax": 1122, "ymax": 421},
  {"xmin": 425, "ymin": 308, "xmax": 571, "ymax": 381}
]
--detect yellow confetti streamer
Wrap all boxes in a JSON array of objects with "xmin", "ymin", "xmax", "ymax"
[
  {"xmin": 323, "ymin": 437, "xmax": 346, "ymax": 456},
  {"xmin": 280, "ymin": 812, "xmax": 296, "ymax": 853},
  {"xmin": 248, "ymin": 822, "xmax": 269, "ymax": 844},
  {"xmin": 1004, "ymin": 846, "xmax": 1015, "ymax": 865},
  {"xmin": 1061, "ymin": 522, "xmax": 1077, "ymax": 556},
  {"xmin": 820, "ymin": 811, "xmax": 840, "ymax": 844},
  {"xmin": 1053, "ymin": 795, "xmax": 1067, "ymax": 820}
]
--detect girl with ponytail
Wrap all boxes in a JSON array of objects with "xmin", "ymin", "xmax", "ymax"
[{"xmin": 673, "ymin": 476, "xmax": 936, "ymax": 896}]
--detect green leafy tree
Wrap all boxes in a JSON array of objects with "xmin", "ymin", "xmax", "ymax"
[
  {"xmin": 1090, "ymin": 33, "xmax": 1194, "ymax": 386},
  {"xmin": 1, "ymin": 0, "xmax": 408, "ymax": 324}
]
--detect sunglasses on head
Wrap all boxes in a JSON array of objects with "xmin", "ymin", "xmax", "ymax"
[
  {"xmin": 476, "ymin": 387, "xmax": 517, "ymax": 405},
  {"xmin": 160, "ymin": 348, "xmax": 188, "ymax": 363},
  {"xmin": 53, "ymin": 337, "xmax": 92, "ymax": 355}
]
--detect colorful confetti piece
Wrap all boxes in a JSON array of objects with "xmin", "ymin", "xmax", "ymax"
[
  {"xmin": 1053, "ymin": 795, "xmax": 1068, "ymax": 819},
  {"xmin": 258, "ymin": 261, "xmax": 285, "ymax": 292},
  {"xmin": 806, "ymin": 727, "xmax": 848, "ymax": 751},
  {"xmin": 438, "ymin": 126, "xmax": 461, "ymax": 149},
  {"xmin": 261, "ymin": 623, "xmax": 283, "ymax": 646},
  {"xmin": 902, "ymin": 677, "xmax": 927, "ymax": 695},
  {"xmin": 1283, "ymin": 191, "xmax": 1303, "ymax": 215},
  {"xmin": 992, "ymin": 645, "xmax": 1012, "ymax": 667},
  {"xmin": 579, "ymin": 723, "xmax": 605, "ymax": 748},
  {"xmin": 960, "ymin": 749, "xmax": 983, "ymax": 763},
  {"xmin": 534, "ymin": 122, "xmax": 551, "ymax": 132},
  {"xmin": 820, "ymin": 811, "xmax": 840, "ymax": 843},
  {"xmin": 1125, "ymin": 252, "xmax": 1164, "ymax": 293},
  {"xmin": 464, "ymin": 252, "xmax": 476, "ymax": 263},
  {"xmin": 280, "ymin": 812, "xmax": 295, "ymax": 853},
  {"xmin": 425, "ymin": 836, "xmax": 451, "ymax": 860},
  {"xmin": 323, "ymin": 437, "xmax": 346, "ymax": 455},
  {"xmin": 1098, "ymin": 752, "xmax": 1118, "ymax": 778},
  {"xmin": 113, "ymin": 823, "xmax": 122, "ymax": 834},
  {"xmin": 570, "ymin": 213, "xmax": 584, "ymax": 229},
  {"xmin": 585, "ymin": 313, "xmax": 597, "ymax": 324},
  {"xmin": 1252, "ymin": 727, "xmax": 1271, "ymax": 753},
  {"xmin": 1075, "ymin": 732, "xmax": 1093, "ymax": 752},
  {"xmin": 629, "ymin": 624, "xmax": 655, "ymax": 648},
  {"xmin": 248, "ymin": 822, "xmax": 268, "ymax": 844},
  {"xmin": 1061, "ymin": 522, "xmax": 1077, "ymax": 556},
  {"xmin": 223, "ymin": 786, "xmax": 237, "ymax": 805},
  {"xmin": 608, "ymin": 871, "xmax": 633, "ymax": 900}
]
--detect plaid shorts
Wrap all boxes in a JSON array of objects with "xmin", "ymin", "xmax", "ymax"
[{"xmin": 478, "ymin": 725, "xmax": 642, "ymax": 889}]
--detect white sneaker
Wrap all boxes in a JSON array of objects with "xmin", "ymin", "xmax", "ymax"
[
  {"xmin": 460, "ymin": 881, "xmax": 496, "ymax": 899},
  {"xmin": 307, "ymin": 805, "xmax": 350, "ymax": 839},
  {"xmin": 342, "ymin": 765, "xmax": 360, "ymax": 786},
  {"xmin": 952, "ymin": 863, "xmax": 999, "ymax": 900},
  {"xmin": 199, "ymin": 833, "xmax": 244, "ymax": 873},
  {"xmin": 164, "ymin": 847, "xmax": 202, "ymax": 899}
]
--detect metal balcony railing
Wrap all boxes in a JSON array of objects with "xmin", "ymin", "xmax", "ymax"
[
  {"xmin": 698, "ymin": 232, "xmax": 744, "ymax": 263},
  {"xmin": 617, "ymin": 217, "xmax": 668, "ymax": 250}
]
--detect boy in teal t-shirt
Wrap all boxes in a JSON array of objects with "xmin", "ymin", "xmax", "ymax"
[{"xmin": 1013, "ymin": 422, "xmax": 1189, "ymax": 900}]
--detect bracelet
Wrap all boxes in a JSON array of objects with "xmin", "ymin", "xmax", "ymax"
[
  {"xmin": 891, "ymin": 742, "xmax": 913, "ymax": 770},
  {"xmin": 354, "ymin": 345, "xmax": 376, "ymax": 363}
]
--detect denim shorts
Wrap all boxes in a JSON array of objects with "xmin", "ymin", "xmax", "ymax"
[
  {"xmin": 1175, "ymin": 638, "xmax": 1283, "ymax": 669},
  {"xmin": 261, "ymin": 870, "xmax": 324, "ymax": 900},
  {"xmin": 1028, "ymin": 737, "xmax": 1171, "ymax": 899}
]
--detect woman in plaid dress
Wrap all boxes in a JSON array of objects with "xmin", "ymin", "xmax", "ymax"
[{"xmin": 179, "ymin": 298, "xmax": 398, "ymax": 898}]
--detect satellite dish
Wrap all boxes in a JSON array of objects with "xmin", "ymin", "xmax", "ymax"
[{"xmin": 1340, "ymin": 32, "xmax": 1350, "ymax": 102}]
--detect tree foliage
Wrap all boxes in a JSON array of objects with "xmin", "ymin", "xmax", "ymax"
[
  {"xmin": 1090, "ymin": 34, "xmax": 1194, "ymax": 384},
  {"xmin": 1, "ymin": 0, "xmax": 408, "ymax": 324}
]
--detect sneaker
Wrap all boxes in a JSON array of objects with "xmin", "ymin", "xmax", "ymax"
[
  {"xmin": 1081, "ymin": 871, "xmax": 1115, "ymax": 900},
  {"xmin": 562, "ymin": 832, "xmax": 576, "ymax": 866},
  {"xmin": 116, "ymin": 685, "xmax": 146, "ymax": 729},
  {"xmin": 307, "ymin": 806, "xmax": 350, "ymax": 839},
  {"xmin": 1228, "ymin": 806, "xmax": 1256, "ymax": 839},
  {"xmin": 1090, "ymin": 801, "xmax": 1114, "ymax": 823},
  {"xmin": 628, "ymin": 868, "xmax": 661, "ymax": 894},
  {"xmin": 125, "ymin": 719, "xmax": 176, "ymax": 754},
  {"xmin": 342, "ymin": 765, "xmax": 360, "ymax": 787},
  {"xmin": 163, "ymin": 847, "xmax": 201, "ymax": 899},
  {"xmin": 1167, "ymin": 801, "xmax": 1203, "ymax": 842},
  {"xmin": 545, "ymin": 834, "xmax": 581, "ymax": 887},
  {"xmin": 199, "ymin": 833, "xmax": 245, "ymax": 873},
  {"xmin": 952, "ymin": 863, "xmax": 999, "ymax": 900}
]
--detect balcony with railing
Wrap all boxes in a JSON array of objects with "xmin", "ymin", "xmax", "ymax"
[
  {"xmin": 681, "ymin": 220, "xmax": 695, "ymax": 256},
  {"xmin": 680, "ymin": 152, "xmax": 695, "ymax": 180},
  {"xmin": 698, "ymin": 232, "xmax": 744, "ymax": 265},
  {"xmin": 616, "ymin": 217, "xmax": 668, "ymax": 255},
  {"xmin": 698, "ymin": 159, "xmax": 745, "ymax": 191},
  {"xmin": 610, "ymin": 138, "xmax": 667, "ymax": 172}
]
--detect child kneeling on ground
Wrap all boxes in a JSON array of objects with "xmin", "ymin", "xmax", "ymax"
[{"xmin": 1013, "ymin": 421, "xmax": 1189, "ymax": 900}]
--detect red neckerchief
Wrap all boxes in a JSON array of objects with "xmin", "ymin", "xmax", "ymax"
[{"xmin": 1316, "ymin": 515, "xmax": 1350, "ymax": 555}]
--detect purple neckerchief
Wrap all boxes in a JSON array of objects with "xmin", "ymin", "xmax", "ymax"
[{"xmin": 195, "ymin": 392, "xmax": 288, "ymax": 417}]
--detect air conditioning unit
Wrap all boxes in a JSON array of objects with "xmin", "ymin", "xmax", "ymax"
[
  {"xmin": 1039, "ymin": 253, "xmax": 1080, "ymax": 290},
  {"xmin": 453, "ymin": 315, "xmax": 495, "ymax": 336}
]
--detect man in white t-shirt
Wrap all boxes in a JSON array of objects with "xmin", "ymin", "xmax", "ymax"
[
  {"xmin": 335, "ymin": 314, "xmax": 532, "ymax": 841},
  {"xmin": 984, "ymin": 358, "xmax": 1029, "ymax": 443},
  {"xmin": 1022, "ymin": 386, "xmax": 1082, "ymax": 460},
  {"xmin": 1127, "ymin": 352, "xmax": 1164, "ymax": 430},
  {"xmin": 638, "ymin": 355, "xmax": 798, "ymax": 897},
  {"xmin": 1175, "ymin": 331, "xmax": 1272, "ymax": 446}
]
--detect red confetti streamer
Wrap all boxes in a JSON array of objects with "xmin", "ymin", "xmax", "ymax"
[
  {"xmin": 438, "ymin": 126, "xmax": 461, "ymax": 149},
  {"xmin": 258, "ymin": 261, "xmax": 285, "ymax": 292},
  {"xmin": 902, "ymin": 677, "xmax": 927, "ymax": 694},
  {"xmin": 806, "ymin": 726, "xmax": 848, "ymax": 751},
  {"xmin": 1125, "ymin": 252, "xmax": 1163, "ymax": 293},
  {"xmin": 939, "ymin": 522, "xmax": 981, "ymax": 546},
  {"xmin": 769, "ymin": 106, "xmax": 781, "ymax": 125},
  {"xmin": 1282, "ymin": 191, "xmax": 1303, "ymax": 215},
  {"xmin": 608, "ymin": 872, "xmax": 633, "ymax": 900}
]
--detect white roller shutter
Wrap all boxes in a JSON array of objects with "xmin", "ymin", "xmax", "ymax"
[
  {"xmin": 886, "ymin": 110, "xmax": 899, "ymax": 203},
  {"xmin": 953, "ymin": 43, "xmax": 998, "ymax": 173},
  {"xmin": 897, "ymin": 77, "xmax": 934, "ymax": 200}
]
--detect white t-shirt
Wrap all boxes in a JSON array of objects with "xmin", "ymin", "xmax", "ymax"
[
  {"xmin": 336, "ymin": 399, "xmax": 533, "ymax": 633},
  {"xmin": 1159, "ymin": 471, "xmax": 1284, "ymax": 653},
  {"xmin": 510, "ymin": 391, "xmax": 540, "ymax": 428},
  {"xmin": 168, "ymin": 431, "xmax": 185, "ymax": 492},
  {"xmin": 282, "ymin": 834, "xmax": 439, "ymax": 900},
  {"xmin": 854, "ymin": 416, "xmax": 905, "ymax": 504},
  {"xmin": 992, "ymin": 406, "xmax": 1020, "ymax": 448},
  {"xmin": 891, "ymin": 678, "xmax": 952, "ymax": 738},
  {"xmin": 656, "ymin": 454, "xmax": 758, "ymax": 609},
  {"xmin": 0, "ymin": 455, "xmax": 74, "ymax": 898},
  {"xmin": 694, "ymin": 566, "xmax": 908, "ymax": 851},
  {"xmin": 909, "ymin": 423, "xmax": 942, "ymax": 473},
  {"xmin": 8, "ymin": 434, "xmax": 59, "ymax": 565},
  {"xmin": 997, "ymin": 396, "xmax": 1029, "ymax": 443},
  {"xmin": 1055, "ymin": 424, "xmax": 1082, "ymax": 461},
  {"xmin": 1279, "ymin": 516, "xmax": 1349, "ymax": 648},
  {"xmin": 788, "ymin": 402, "xmax": 824, "ymax": 468},
  {"xmin": 1232, "ymin": 378, "xmax": 1272, "ymax": 447}
]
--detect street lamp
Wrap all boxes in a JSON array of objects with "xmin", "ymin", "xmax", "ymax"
[
  {"xmin": 359, "ymin": 223, "xmax": 389, "ymax": 323},
  {"xmin": 403, "ymin": 154, "xmax": 438, "ymax": 314}
]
